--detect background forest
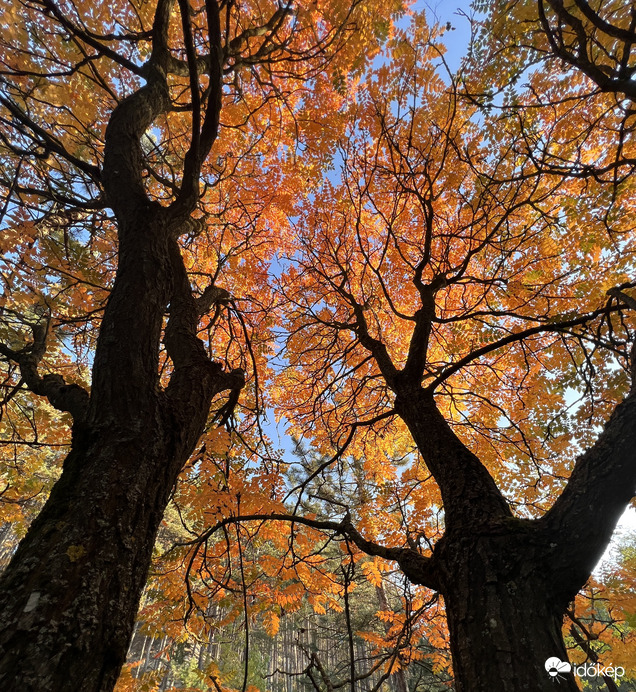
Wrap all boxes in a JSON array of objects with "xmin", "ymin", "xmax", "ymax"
[{"xmin": 1, "ymin": 0, "xmax": 636, "ymax": 691}]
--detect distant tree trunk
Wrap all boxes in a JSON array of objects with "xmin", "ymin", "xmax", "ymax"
[{"xmin": 374, "ymin": 584, "xmax": 408, "ymax": 692}]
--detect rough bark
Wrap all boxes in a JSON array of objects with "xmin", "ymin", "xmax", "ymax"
[
  {"xmin": 0, "ymin": 1, "xmax": 243, "ymax": 689},
  {"xmin": 0, "ymin": 203, "xmax": 242, "ymax": 691},
  {"xmin": 436, "ymin": 520, "xmax": 578, "ymax": 692},
  {"xmin": 390, "ymin": 383, "xmax": 636, "ymax": 692},
  {"xmin": 542, "ymin": 393, "xmax": 636, "ymax": 608}
]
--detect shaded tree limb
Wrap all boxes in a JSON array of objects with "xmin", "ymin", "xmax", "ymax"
[{"xmin": 0, "ymin": 319, "xmax": 89, "ymax": 423}]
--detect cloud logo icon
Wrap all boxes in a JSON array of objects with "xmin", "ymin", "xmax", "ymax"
[{"xmin": 545, "ymin": 657, "xmax": 572, "ymax": 678}]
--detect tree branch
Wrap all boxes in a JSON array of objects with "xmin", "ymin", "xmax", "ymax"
[
  {"xmin": 101, "ymin": 0, "xmax": 173, "ymax": 217},
  {"xmin": 170, "ymin": 0, "xmax": 224, "ymax": 218},
  {"xmin": 351, "ymin": 302, "xmax": 399, "ymax": 388},
  {"xmin": 183, "ymin": 511, "xmax": 441, "ymax": 591},
  {"xmin": 541, "ymin": 390, "xmax": 636, "ymax": 607},
  {"xmin": 426, "ymin": 304, "xmax": 619, "ymax": 392},
  {"xmin": 539, "ymin": 0, "xmax": 636, "ymax": 101},
  {"xmin": 163, "ymin": 236, "xmax": 245, "ymax": 414},
  {"xmin": 0, "ymin": 93, "xmax": 101, "ymax": 183},
  {"xmin": 37, "ymin": 0, "xmax": 146, "ymax": 77},
  {"xmin": 398, "ymin": 285, "xmax": 439, "ymax": 388},
  {"xmin": 0, "ymin": 320, "xmax": 88, "ymax": 422}
]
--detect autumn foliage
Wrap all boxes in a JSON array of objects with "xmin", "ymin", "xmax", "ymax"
[{"xmin": 1, "ymin": 1, "xmax": 636, "ymax": 691}]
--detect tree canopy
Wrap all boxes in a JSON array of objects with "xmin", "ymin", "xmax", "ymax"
[{"xmin": 0, "ymin": 1, "xmax": 635, "ymax": 691}]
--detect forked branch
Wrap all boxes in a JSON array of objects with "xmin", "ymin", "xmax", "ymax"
[{"xmin": 0, "ymin": 318, "xmax": 89, "ymax": 422}]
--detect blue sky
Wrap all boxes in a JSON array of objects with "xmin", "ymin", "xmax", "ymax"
[{"xmin": 425, "ymin": 0, "xmax": 474, "ymax": 71}]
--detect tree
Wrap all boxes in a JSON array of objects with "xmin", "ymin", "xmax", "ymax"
[
  {"xmin": 145, "ymin": 2, "xmax": 636, "ymax": 686},
  {"xmin": 0, "ymin": 0, "xmax": 401, "ymax": 689},
  {"xmin": 2, "ymin": 2, "xmax": 636, "ymax": 692},
  {"xmin": 266, "ymin": 8, "xmax": 636, "ymax": 691}
]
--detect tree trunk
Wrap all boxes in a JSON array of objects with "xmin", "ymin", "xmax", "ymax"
[
  {"xmin": 434, "ymin": 522, "xmax": 578, "ymax": 692},
  {"xmin": 444, "ymin": 583, "xmax": 575, "ymax": 692},
  {"xmin": 0, "ymin": 413, "xmax": 213, "ymax": 689},
  {"xmin": 374, "ymin": 584, "xmax": 408, "ymax": 692},
  {"xmin": 388, "ymin": 385, "xmax": 636, "ymax": 692},
  {"xmin": 0, "ymin": 3, "xmax": 241, "ymax": 687},
  {"xmin": 0, "ymin": 203, "xmax": 240, "ymax": 692}
]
